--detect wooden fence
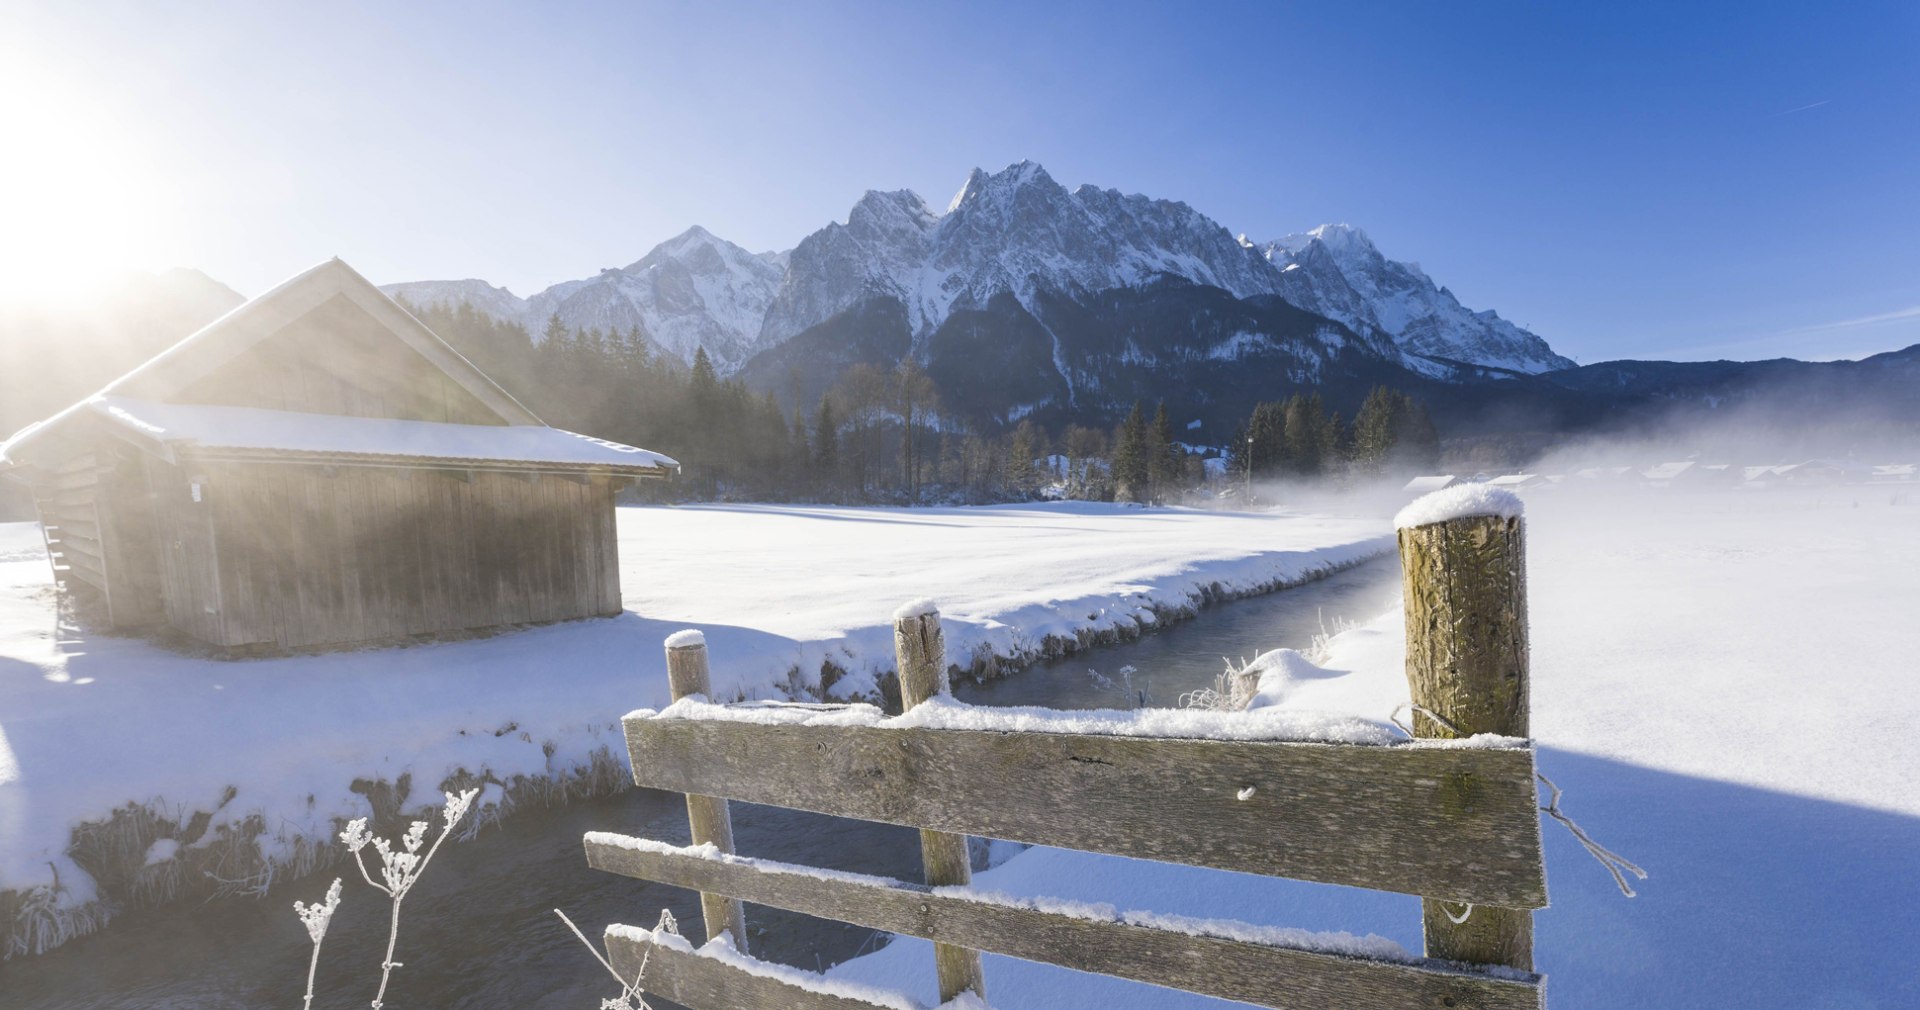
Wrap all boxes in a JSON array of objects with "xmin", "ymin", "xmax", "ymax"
[{"xmin": 585, "ymin": 507, "xmax": 1548, "ymax": 1009}]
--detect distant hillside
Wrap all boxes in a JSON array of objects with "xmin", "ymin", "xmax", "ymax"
[{"xmin": 0, "ymin": 268, "xmax": 244, "ymax": 438}]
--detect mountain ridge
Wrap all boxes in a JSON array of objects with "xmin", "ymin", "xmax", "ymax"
[{"xmin": 379, "ymin": 161, "xmax": 1569, "ymax": 378}]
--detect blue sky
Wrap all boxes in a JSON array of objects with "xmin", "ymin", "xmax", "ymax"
[{"xmin": 3, "ymin": 1, "xmax": 1915, "ymax": 362}]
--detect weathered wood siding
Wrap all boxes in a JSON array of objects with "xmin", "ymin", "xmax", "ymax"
[
  {"xmin": 93, "ymin": 453, "xmax": 166, "ymax": 627},
  {"xmin": 164, "ymin": 295, "xmax": 504, "ymax": 425},
  {"xmin": 141, "ymin": 463, "xmax": 621, "ymax": 650},
  {"xmin": 145, "ymin": 455, "xmax": 226, "ymax": 644}
]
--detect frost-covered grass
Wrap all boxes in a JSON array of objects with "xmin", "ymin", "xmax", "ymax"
[
  {"xmin": 0, "ymin": 500, "xmax": 1389, "ymax": 955},
  {"xmin": 828, "ymin": 488, "xmax": 1920, "ymax": 1009}
]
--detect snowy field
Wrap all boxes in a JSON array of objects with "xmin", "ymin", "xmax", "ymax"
[
  {"xmin": 0, "ymin": 502, "xmax": 1389, "ymax": 923},
  {"xmin": 830, "ymin": 488, "xmax": 1920, "ymax": 1008}
]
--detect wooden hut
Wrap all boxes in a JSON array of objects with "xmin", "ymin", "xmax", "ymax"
[{"xmin": 0, "ymin": 259, "xmax": 677, "ymax": 652}]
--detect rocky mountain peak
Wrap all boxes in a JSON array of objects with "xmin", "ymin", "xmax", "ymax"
[{"xmin": 384, "ymin": 162, "xmax": 1573, "ymax": 377}]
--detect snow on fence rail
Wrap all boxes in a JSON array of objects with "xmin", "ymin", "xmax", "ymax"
[{"xmin": 584, "ymin": 499, "xmax": 1548, "ymax": 1009}]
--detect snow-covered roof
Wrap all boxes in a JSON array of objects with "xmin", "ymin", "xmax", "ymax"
[
  {"xmin": 1, "ymin": 258, "xmax": 553, "ymax": 471},
  {"xmin": 1402, "ymin": 475, "xmax": 1458, "ymax": 493},
  {"xmin": 31, "ymin": 396, "xmax": 678, "ymax": 474},
  {"xmin": 1642, "ymin": 462, "xmax": 1696, "ymax": 480},
  {"xmin": 1869, "ymin": 463, "xmax": 1916, "ymax": 481},
  {"xmin": 1485, "ymin": 473, "xmax": 1544, "ymax": 488}
]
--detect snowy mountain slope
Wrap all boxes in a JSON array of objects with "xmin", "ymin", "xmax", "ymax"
[
  {"xmin": 382, "ymin": 226, "xmax": 784, "ymax": 371},
  {"xmin": 1255, "ymin": 225, "xmax": 1574, "ymax": 373},
  {"xmin": 759, "ymin": 161, "xmax": 1285, "ymax": 347},
  {"xmin": 382, "ymin": 278, "xmax": 529, "ymax": 323}
]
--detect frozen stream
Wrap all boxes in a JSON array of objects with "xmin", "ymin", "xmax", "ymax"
[{"xmin": 2, "ymin": 556, "xmax": 1400, "ymax": 1010}]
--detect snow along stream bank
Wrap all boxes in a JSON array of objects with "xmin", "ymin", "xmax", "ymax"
[
  {"xmin": 0, "ymin": 501, "xmax": 1391, "ymax": 957},
  {"xmin": 829, "ymin": 488, "xmax": 1920, "ymax": 1009}
]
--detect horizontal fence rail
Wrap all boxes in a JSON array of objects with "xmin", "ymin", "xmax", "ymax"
[
  {"xmin": 587, "ymin": 834, "xmax": 1544, "ymax": 1010},
  {"xmin": 622, "ymin": 715, "xmax": 1546, "ymax": 909},
  {"xmin": 605, "ymin": 929, "xmax": 902, "ymax": 1010}
]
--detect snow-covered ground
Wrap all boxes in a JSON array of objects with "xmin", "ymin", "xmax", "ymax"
[
  {"xmin": 829, "ymin": 488, "xmax": 1920, "ymax": 1007},
  {"xmin": 0, "ymin": 502, "xmax": 1388, "ymax": 919}
]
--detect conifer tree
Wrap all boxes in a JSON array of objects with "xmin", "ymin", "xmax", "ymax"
[
  {"xmin": 1112, "ymin": 401, "xmax": 1151, "ymax": 503},
  {"xmin": 1007, "ymin": 420, "xmax": 1040, "ymax": 498},
  {"xmin": 541, "ymin": 312, "xmax": 567, "ymax": 346},
  {"xmin": 1245, "ymin": 401, "xmax": 1288, "ymax": 482},
  {"xmin": 1148, "ymin": 402, "xmax": 1182, "ymax": 503},
  {"xmin": 812, "ymin": 395, "xmax": 839, "ymax": 479}
]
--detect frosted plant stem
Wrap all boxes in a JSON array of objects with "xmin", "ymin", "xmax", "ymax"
[
  {"xmin": 294, "ymin": 878, "xmax": 342, "ymax": 1010},
  {"xmin": 302, "ymin": 938, "xmax": 322, "ymax": 1010},
  {"xmin": 372, "ymin": 898, "xmax": 402, "ymax": 1009},
  {"xmin": 336, "ymin": 789, "xmax": 475, "ymax": 1010}
]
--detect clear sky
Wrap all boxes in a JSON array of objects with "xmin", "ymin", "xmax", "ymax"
[{"xmin": 2, "ymin": 1, "xmax": 1915, "ymax": 363}]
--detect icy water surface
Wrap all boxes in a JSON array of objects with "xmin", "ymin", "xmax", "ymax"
[{"xmin": 1, "ymin": 556, "xmax": 1399, "ymax": 1010}]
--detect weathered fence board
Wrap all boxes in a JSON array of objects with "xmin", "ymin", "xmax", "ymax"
[
  {"xmin": 623, "ymin": 717, "xmax": 1546, "ymax": 908},
  {"xmin": 586, "ymin": 835, "xmax": 1545, "ymax": 1010},
  {"xmin": 605, "ymin": 929, "xmax": 900, "ymax": 1010}
]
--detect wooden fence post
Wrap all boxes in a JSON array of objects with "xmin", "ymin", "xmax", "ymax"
[
  {"xmin": 892, "ymin": 602, "xmax": 988, "ymax": 1004},
  {"xmin": 664, "ymin": 631, "xmax": 750, "ymax": 952},
  {"xmin": 1397, "ymin": 503, "xmax": 1535, "ymax": 972}
]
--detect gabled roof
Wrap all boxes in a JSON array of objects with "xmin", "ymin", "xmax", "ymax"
[
  {"xmin": 2, "ymin": 259, "xmax": 550, "ymax": 469},
  {"xmin": 1403, "ymin": 475, "xmax": 1458, "ymax": 492},
  {"xmin": 80, "ymin": 396, "xmax": 676, "ymax": 474}
]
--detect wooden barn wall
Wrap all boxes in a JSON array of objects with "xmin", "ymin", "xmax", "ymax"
[
  {"xmin": 168, "ymin": 294, "xmax": 504, "ymax": 425},
  {"xmin": 93, "ymin": 451, "xmax": 167, "ymax": 627},
  {"xmin": 200, "ymin": 464, "xmax": 620, "ymax": 650},
  {"xmin": 144, "ymin": 455, "xmax": 226, "ymax": 645}
]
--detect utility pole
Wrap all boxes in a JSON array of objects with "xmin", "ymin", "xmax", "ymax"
[{"xmin": 1244, "ymin": 435, "xmax": 1255, "ymax": 505}]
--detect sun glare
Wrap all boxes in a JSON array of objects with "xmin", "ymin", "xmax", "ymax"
[{"xmin": 0, "ymin": 53, "xmax": 178, "ymax": 303}]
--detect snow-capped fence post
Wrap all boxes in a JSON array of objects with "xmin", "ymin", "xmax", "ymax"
[
  {"xmin": 1396, "ymin": 488, "xmax": 1534, "ymax": 972},
  {"xmin": 664, "ymin": 631, "xmax": 750, "ymax": 952},
  {"xmin": 892, "ymin": 600, "xmax": 989, "ymax": 1005}
]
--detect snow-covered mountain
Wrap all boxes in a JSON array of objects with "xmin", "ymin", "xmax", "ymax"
[
  {"xmin": 381, "ymin": 278, "xmax": 527, "ymax": 324},
  {"xmin": 384, "ymin": 162, "xmax": 1571, "ymax": 378},
  {"xmin": 1254, "ymin": 225, "xmax": 1573, "ymax": 373},
  {"xmin": 384, "ymin": 226, "xmax": 784, "ymax": 371},
  {"xmin": 759, "ymin": 161, "xmax": 1285, "ymax": 346}
]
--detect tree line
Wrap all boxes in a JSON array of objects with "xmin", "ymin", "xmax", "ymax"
[{"xmin": 402, "ymin": 299, "xmax": 1440, "ymax": 505}]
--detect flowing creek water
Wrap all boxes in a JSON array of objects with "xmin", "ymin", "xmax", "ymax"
[{"xmin": 2, "ymin": 555, "xmax": 1401, "ymax": 1010}]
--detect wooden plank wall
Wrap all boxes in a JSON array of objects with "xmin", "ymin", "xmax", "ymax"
[
  {"xmin": 166, "ymin": 294, "xmax": 504, "ymax": 425},
  {"xmin": 94, "ymin": 452, "xmax": 167, "ymax": 627},
  {"xmin": 30, "ymin": 454, "xmax": 109, "ymax": 598},
  {"xmin": 145, "ymin": 455, "xmax": 226, "ymax": 644},
  {"xmin": 197, "ymin": 463, "xmax": 620, "ymax": 650}
]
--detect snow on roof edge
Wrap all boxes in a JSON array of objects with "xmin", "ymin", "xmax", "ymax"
[
  {"xmin": 79, "ymin": 397, "xmax": 679, "ymax": 473},
  {"xmin": 2, "ymin": 258, "xmax": 548, "ymax": 466}
]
